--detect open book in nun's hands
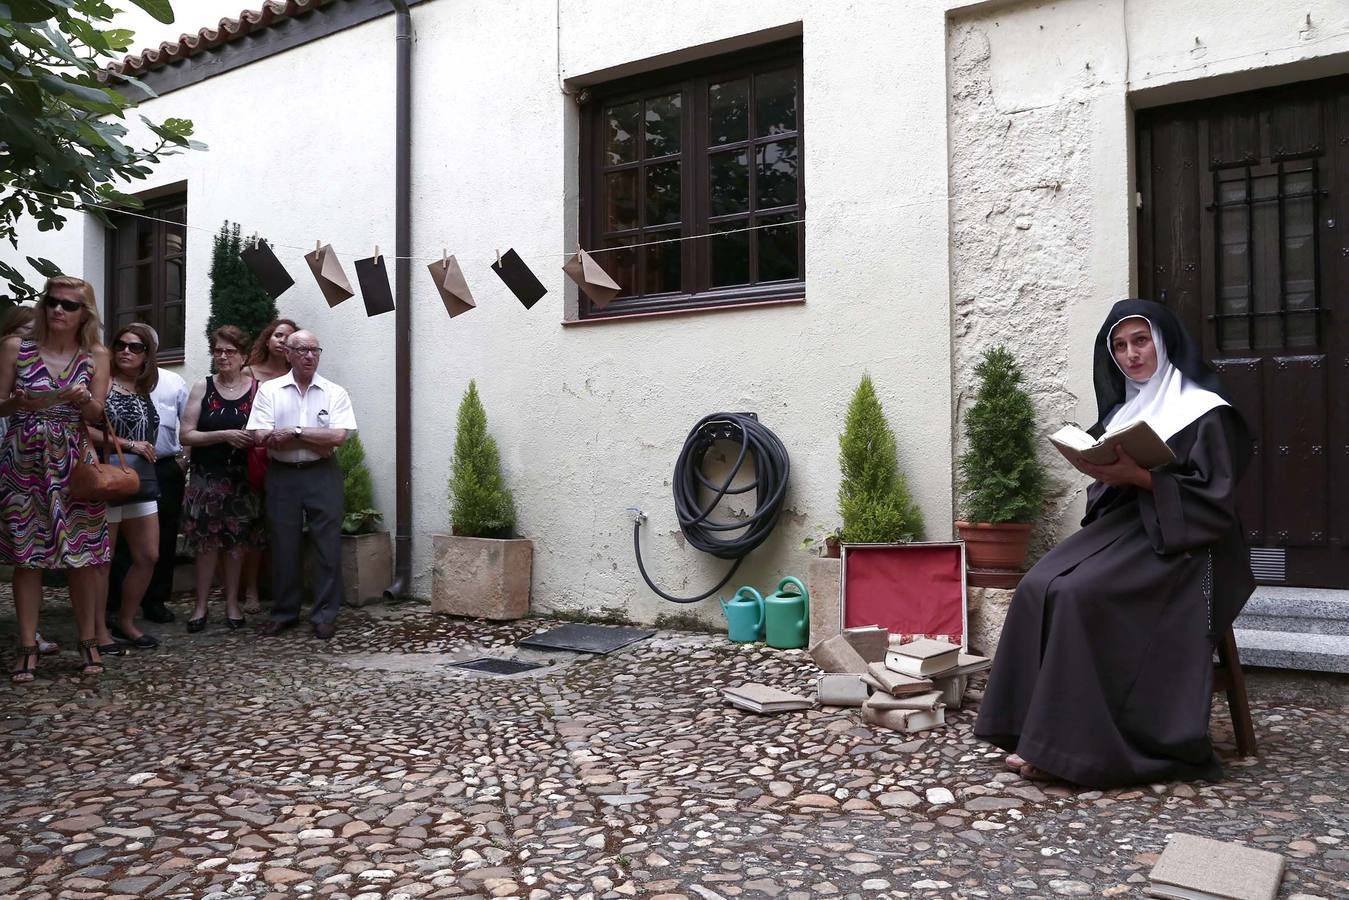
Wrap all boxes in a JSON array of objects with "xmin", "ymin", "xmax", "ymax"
[{"xmin": 1049, "ymin": 420, "xmax": 1176, "ymax": 470}]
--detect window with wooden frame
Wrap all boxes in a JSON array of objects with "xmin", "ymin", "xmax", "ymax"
[
  {"xmin": 579, "ymin": 40, "xmax": 804, "ymax": 319},
  {"xmin": 105, "ymin": 192, "xmax": 187, "ymax": 360}
]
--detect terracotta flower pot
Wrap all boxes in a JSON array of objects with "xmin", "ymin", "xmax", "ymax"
[{"xmin": 955, "ymin": 521, "xmax": 1033, "ymax": 571}]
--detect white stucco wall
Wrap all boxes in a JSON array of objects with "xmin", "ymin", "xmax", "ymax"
[
  {"xmin": 8, "ymin": 0, "xmax": 1345, "ymax": 624},
  {"xmin": 945, "ymin": 0, "xmax": 1349, "ymax": 549},
  {"xmin": 4, "ymin": 0, "xmax": 956, "ymax": 626}
]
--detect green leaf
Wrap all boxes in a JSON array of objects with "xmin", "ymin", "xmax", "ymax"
[{"xmin": 125, "ymin": 0, "xmax": 173, "ymax": 24}]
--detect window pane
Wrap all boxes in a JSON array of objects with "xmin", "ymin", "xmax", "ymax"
[
  {"xmin": 606, "ymin": 170, "xmax": 639, "ymax": 231},
  {"xmin": 136, "ymin": 219, "xmax": 155, "ymax": 261},
  {"xmin": 116, "ymin": 309, "xmax": 139, "ymax": 330},
  {"xmin": 757, "ymin": 214, "xmax": 801, "ymax": 282},
  {"xmin": 166, "ymin": 258, "xmax": 184, "ymax": 304},
  {"xmin": 164, "ymin": 218, "xmax": 185, "ymax": 257},
  {"xmin": 646, "ymin": 161, "xmax": 681, "ymax": 226},
  {"xmin": 756, "ymin": 68, "xmax": 798, "ymax": 137},
  {"xmin": 644, "ymin": 93, "xmax": 681, "ymax": 158},
  {"xmin": 136, "ymin": 263, "xmax": 155, "ymax": 306},
  {"xmin": 709, "ymin": 149, "xmax": 749, "ymax": 216},
  {"xmin": 710, "ymin": 224, "xmax": 750, "ymax": 288},
  {"xmin": 1216, "ymin": 174, "xmax": 1249, "ymax": 353},
  {"xmin": 606, "ymin": 101, "xmax": 640, "ymax": 166},
  {"xmin": 601, "ymin": 238, "xmax": 637, "ymax": 298},
  {"xmin": 1283, "ymin": 168, "xmax": 1317, "ymax": 348},
  {"xmin": 709, "ymin": 78, "xmax": 749, "ymax": 146},
  {"xmin": 161, "ymin": 303, "xmax": 185, "ymax": 353},
  {"xmin": 643, "ymin": 230, "xmax": 681, "ymax": 294},
  {"xmin": 756, "ymin": 140, "xmax": 798, "ymax": 209}
]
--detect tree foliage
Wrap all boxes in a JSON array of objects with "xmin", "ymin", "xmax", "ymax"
[
  {"xmin": 335, "ymin": 432, "xmax": 382, "ymax": 535},
  {"xmin": 838, "ymin": 374, "xmax": 924, "ymax": 543},
  {"xmin": 957, "ymin": 346, "xmax": 1046, "ymax": 524},
  {"xmin": 1, "ymin": 0, "xmax": 204, "ymax": 299},
  {"xmin": 207, "ymin": 222, "xmax": 277, "ymax": 344},
  {"xmin": 448, "ymin": 380, "xmax": 516, "ymax": 538}
]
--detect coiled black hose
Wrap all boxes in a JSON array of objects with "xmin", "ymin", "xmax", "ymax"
[{"xmin": 633, "ymin": 412, "xmax": 790, "ymax": 604}]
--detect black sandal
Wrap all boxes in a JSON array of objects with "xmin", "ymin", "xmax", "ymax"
[
  {"xmin": 10, "ymin": 644, "xmax": 38, "ymax": 683},
  {"xmin": 225, "ymin": 617, "xmax": 245, "ymax": 631},
  {"xmin": 187, "ymin": 615, "xmax": 207, "ymax": 633},
  {"xmin": 77, "ymin": 639, "xmax": 104, "ymax": 676}
]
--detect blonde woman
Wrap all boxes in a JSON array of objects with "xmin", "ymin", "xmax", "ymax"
[{"xmin": 0, "ymin": 277, "xmax": 111, "ymax": 681}]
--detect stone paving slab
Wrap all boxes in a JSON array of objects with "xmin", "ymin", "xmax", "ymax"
[{"xmin": 1, "ymin": 591, "xmax": 1346, "ymax": 899}]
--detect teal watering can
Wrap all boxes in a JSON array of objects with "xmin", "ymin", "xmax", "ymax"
[
  {"xmin": 720, "ymin": 586, "xmax": 765, "ymax": 643},
  {"xmin": 764, "ymin": 576, "xmax": 809, "ymax": 649}
]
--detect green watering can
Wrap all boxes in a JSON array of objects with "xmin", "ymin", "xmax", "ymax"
[
  {"xmin": 764, "ymin": 576, "xmax": 809, "ymax": 649},
  {"xmin": 720, "ymin": 586, "xmax": 765, "ymax": 643}
]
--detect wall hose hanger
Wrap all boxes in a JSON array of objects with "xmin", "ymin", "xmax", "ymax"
[{"xmin": 631, "ymin": 412, "xmax": 790, "ymax": 604}]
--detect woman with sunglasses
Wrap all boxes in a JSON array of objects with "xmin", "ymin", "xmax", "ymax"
[
  {"xmin": 88, "ymin": 323, "xmax": 161, "ymax": 651},
  {"xmin": 239, "ymin": 317, "xmax": 299, "ymax": 616},
  {"xmin": 0, "ymin": 277, "xmax": 111, "ymax": 681},
  {"xmin": 179, "ymin": 326, "xmax": 265, "ymax": 631}
]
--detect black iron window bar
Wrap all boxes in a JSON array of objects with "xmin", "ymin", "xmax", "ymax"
[{"xmin": 1206, "ymin": 159, "xmax": 1328, "ymax": 349}]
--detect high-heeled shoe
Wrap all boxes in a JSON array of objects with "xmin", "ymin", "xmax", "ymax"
[
  {"xmin": 97, "ymin": 643, "xmax": 125, "ymax": 657},
  {"xmin": 225, "ymin": 617, "xmax": 246, "ymax": 631},
  {"xmin": 77, "ymin": 639, "xmax": 104, "ymax": 676},
  {"xmin": 187, "ymin": 615, "xmax": 207, "ymax": 633},
  {"xmin": 10, "ymin": 644, "xmax": 38, "ymax": 683}
]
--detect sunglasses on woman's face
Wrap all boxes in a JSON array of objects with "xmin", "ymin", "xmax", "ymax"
[
  {"xmin": 113, "ymin": 339, "xmax": 147, "ymax": 354},
  {"xmin": 43, "ymin": 295, "xmax": 83, "ymax": 313}
]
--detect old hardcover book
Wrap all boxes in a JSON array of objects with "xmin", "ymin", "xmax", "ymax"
[
  {"xmin": 885, "ymin": 639, "xmax": 961, "ymax": 677},
  {"xmin": 953, "ymin": 652, "xmax": 993, "ymax": 676},
  {"xmin": 843, "ymin": 625, "xmax": 889, "ymax": 663},
  {"xmin": 863, "ymin": 689, "xmax": 943, "ymax": 712},
  {"xmin": 866, "ymin": 662, "xmax": 934, "ymax": 696},
  {"xmin": 1147, "ymin": 832, "xmax": 1284, "ymax": 900},
  {"xmin": 810, "ymin": 634, "xmax": 869, "ymax": 674},
  {"xmin": 722, "ymin": 683, "xmax": 812, "ymax": 714},
  {"xmin": 862, "ymin": 705, "xmax": 946, "ymax": 733},
  {"xmin": 933, "ymin": 673, "xmax": 968, "ymax": 710},
  {"xmin": 816, "ymin": 673, "xmax": 869, "ymax": 707},
  {"xmin": 1050, "ymin": 419, "xmax": 1176, "ymax": 470}
]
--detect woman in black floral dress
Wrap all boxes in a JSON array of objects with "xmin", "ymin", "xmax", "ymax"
[{"xmin": 179, "ymin": 326, "xmax": 265, "ymax": 631}]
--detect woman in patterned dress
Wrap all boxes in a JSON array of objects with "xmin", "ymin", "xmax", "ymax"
[
  {"xmin": 88, "ymin": 323, "xmax": 162, "ymax": 651},
  {"xmin": 0, "ymin": 277, "xmax": 112, "ymax": 681},
  {"xmin": 238, "ymin": 318, "xmax": 298, "ymax": 615},
  {"xmin": 180, "ymin": 326, "xmax": 265, "ymax": 630}
]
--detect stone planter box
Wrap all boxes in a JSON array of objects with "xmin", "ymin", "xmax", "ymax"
[
  {"xmin": 431, "ymin": 534, "xmax": 532, "ymax": 620},
  {"xmin": 342, "ymin": 531, "xmax": 392, "ymax": 608}
]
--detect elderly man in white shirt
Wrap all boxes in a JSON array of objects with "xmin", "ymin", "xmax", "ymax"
[
  {"xmin": 108, "ymin": 328, "xmax": 189, "ymax": 626},
  {"xmin": 245, "ymin": 329, "xmax": 357, "ymax": 639}
]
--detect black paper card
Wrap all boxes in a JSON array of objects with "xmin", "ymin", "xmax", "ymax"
[
  {"xmin": 239, "ymin": 240, "xmax": 294, "ymax": 299},
  {"xmin": 354, "ymin": 255, "xmax": 395, "ymax": 317},
  {"xmin": 490, "ymin": 248, "xmax": 547, "ymax": 309}
]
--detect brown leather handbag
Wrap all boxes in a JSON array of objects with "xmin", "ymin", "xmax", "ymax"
[{"xmin": 69, "ymin": 415, "xmax": 140, "ymax": 502}]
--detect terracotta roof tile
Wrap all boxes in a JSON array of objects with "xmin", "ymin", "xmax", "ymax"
[{"xmin": 109, "ymin": 0, "xmax": 331, "ymax": 76}]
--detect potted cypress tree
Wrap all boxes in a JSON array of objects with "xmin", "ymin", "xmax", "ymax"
[
  {"xmin": 335, "ymin": 433, "xmax": 391, "ymax": 607},
  {"xmin": 956, "ymin": 346, "xmax": 1045, "ymax": 576},
  {"xmin": 838, "ymin": 374, "xmax": 925, "ymax": 544},
  {"xmin": 431, "ymin": 381, "xmax": 532, "ymax": 619}
]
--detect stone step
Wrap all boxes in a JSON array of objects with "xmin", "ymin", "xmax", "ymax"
[
  {"xmin": 1235, "ymin": 586, "xmax": 1349, "ymax": 637},
  {"xmin": 1233, "ymin": 628, "xmax": 1349, "ymax": 674}
]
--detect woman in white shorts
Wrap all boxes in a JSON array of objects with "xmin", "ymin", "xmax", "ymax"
[{"xmin": 90, "ymin": 323, "xmax": 162, "ymax": 652}]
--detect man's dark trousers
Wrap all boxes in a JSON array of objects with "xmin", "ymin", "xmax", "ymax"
[
  {"xmin": 265, "ymin": 458, "xmax": 343, "ymax": 625},
  {"xmin": 108, "ymin": 456, "xmax": 185, "ymax": 616}
]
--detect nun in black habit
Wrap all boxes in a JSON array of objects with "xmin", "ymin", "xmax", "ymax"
[{"xmin": 974, "ymin": 299, "xmax": 1255, "ymax": 789}]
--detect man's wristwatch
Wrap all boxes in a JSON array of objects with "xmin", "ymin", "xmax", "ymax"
[{"xmin": 294, "ymin": 425, "xmax": 303, "ymax": 440}]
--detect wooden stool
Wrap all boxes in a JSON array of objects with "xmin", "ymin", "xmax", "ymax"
[{"xmin": 1213, "ymin": 627, "xmax": 1257, "ymax": 757}]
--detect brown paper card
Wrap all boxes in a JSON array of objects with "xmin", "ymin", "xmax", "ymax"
[
  {"xmin": 304, "ymin": 244, "xmax": 355, "ymax": 307},
  {"xmin": 562, "ymin": 248, "xmax": 622, "ymax": 309},
  {"xmin": 427, "ymin": 255, "xmax": 476, "ymax": 317}
]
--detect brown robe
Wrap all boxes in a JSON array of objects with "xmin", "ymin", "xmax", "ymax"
[{"xmin": 974, "ymin": 407, "xmax": 1254, "ymax": 788}]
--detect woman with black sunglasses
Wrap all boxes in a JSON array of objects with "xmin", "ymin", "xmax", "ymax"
[
  {"xmin": 88, "ymin": 323, "xmax": 162, "ymax": 652},
  {"xmin": 0, "ymin": 277, "xmax": 111, "ymax": 681}
]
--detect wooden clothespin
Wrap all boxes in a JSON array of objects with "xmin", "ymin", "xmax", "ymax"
[
  {"xmin": 374, "ymin": 245, "xmax": 380, "ymax": 264},
  {"xmin": 496, "ymin": 248, "xmax": 502, "ymax": 267},
  {"xmin": 442, "ymin": 248, "xmax": 449, "ymax": 265}
]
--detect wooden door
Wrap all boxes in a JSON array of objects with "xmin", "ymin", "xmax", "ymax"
[{"xmin": 1137, "ymin": 75, "xmax": 1349, "ymax": 588}]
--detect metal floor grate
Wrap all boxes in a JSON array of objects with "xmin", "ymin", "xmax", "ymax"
[{"xmin": 447, "ymin": 657, "xmax": 547, "ymax": 676}]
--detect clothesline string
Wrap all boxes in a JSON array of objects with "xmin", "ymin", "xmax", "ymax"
[{"xmin": 13, "ymin": 185, "xmax": 953, "ymax": 264}]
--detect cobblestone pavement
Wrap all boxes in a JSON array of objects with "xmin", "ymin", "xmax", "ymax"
[{"xmin": 1, "ymin": 592, "xmax": 1346, "ymax": 900}]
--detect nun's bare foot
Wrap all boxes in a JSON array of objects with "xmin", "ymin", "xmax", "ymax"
[
  {"xmin": 1019, "ymin": 763, "xmax": 1058, "ymax": 782},
  {"xmin": 1005, "ymin": 753, "xmax": 1027, "ymax": 772}
]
